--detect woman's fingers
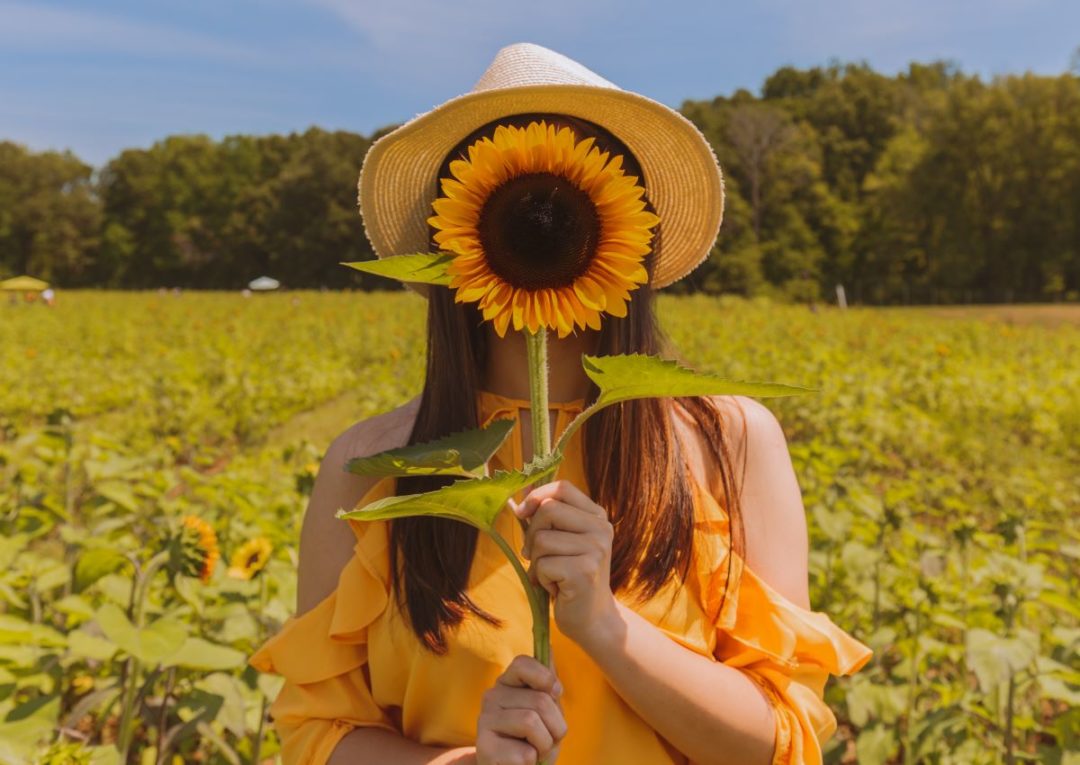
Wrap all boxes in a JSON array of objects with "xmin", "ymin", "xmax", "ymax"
[
  {"xmin": 520, "ymin": 480, "xmax": 604, "ymax": 518},
  {"xmin": 483, "ymin": 708, "xmax": 554, "ymax": 755},
  {"xmin": 475, "ymin": 728, "xmax": 543, "ymax": 765},
  {"xmin": 497, "ymin": 655, "xmax": 561, "ymax": 696},
  {"xmin": 526, "ymin": 528, "xmax": 588, "ymax": 559},
  {"xmin": 522, "ymin": 500, "xmax": 610, "ymax": 559},
  {"xmin": 484, "ymin": 686, "xmax": 567, "ymax": 740},
  {"xmin": 477, "ymin": 655, "xmax": 568, "ymax": 764}
]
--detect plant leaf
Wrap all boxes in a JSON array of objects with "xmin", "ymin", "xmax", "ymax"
[
  {"xmin": 67, "ymin": 629, "xmax": 118, "ymax": 661},
  {"xmin": 339, "ymin": 454, "xmax": 560, "ymax": 532},
  {"xmin": 965, "ymin": 627, "xmax": 1039, "ymax": 692},
  {"xmin": 74, "ymin": 547, "xmax": 132, "ymax": 592},
  {"xmin": 166, "ymin": 637, "xmax": 247, "ymax": 671},
  {"xmin": 555, "ymin": 353, "xmax": 817, "ymax": 454},
  {"xmin": 345, "ymin": 418, "xmax": 516, "ymax": 478},
  {"xmin": 95, "ymin": 604, "xmax": 187, "ymax": 665},
  {"xmin": 341, "ymin": 252, "xmax": 454, "ymax": 286}
]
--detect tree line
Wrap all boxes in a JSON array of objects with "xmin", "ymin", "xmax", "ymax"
[{"xmin": 2, "ymin": 59, "xmax": 1079, "ymax": 303}]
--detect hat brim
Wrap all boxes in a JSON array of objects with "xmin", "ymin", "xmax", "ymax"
[{"xmin": 357, "ymin": 83, "xmax": 724, "ymax": 293}]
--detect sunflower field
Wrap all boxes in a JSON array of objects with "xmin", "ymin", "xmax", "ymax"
[{"xmin": 0, "ymin": 291, "xmax": 1077, "ymax": 765}]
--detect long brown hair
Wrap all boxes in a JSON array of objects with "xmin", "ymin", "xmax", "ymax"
[{"xmin": 390, "ymin": 113, "xmax": 745, "ymax": 652}]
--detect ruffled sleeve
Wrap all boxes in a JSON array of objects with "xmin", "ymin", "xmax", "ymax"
[
  {"xmin": 692, "ymin": 482, "xmax": 873, "ymax": 765},
  {"xmin": 249, "ymin": 479, "xmax": 399, "ymax": 765}
]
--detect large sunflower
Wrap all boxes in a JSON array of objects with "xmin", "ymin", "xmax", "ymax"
[{"xmin": 427, "ymin": 120, "xmax": 660, "ymax": 338}]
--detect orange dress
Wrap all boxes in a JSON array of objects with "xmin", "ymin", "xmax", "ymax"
[{"xmin": 249, "ymin": 390, "xmax": 873, "ymax": 764}]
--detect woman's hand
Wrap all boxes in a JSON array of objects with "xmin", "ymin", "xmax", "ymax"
[
  {"xmin": 512, "ymin": 480, "xmax": 620, "ymax": 651},
  {"xmin": 475, "ymin": 655, "xmax": 566, "ymax": 765}
]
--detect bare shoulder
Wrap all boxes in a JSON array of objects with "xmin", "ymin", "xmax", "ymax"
[
  {"xmin": 296, "ymin": 395, "xmax": 421, "ymax": 614},
  {"xmin": 327, "ymin": 395, "xmax": 421, "ymax": 467},
  {"xmin": 672, "ymin": 395, "xmax": 811, "ymax": 609}
]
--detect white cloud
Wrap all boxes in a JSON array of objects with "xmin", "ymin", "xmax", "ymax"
[
  {"xmin": 0, "ymin": 1, "xmax": 262, "ymax": 63},
  {"xmin": 303, "ymin": 0, "xmax": 621, "ymax": 81}
]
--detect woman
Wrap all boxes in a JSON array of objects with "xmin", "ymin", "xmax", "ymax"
[{"xmin": 250, "ymin": 43, "xmax": 872, "ymax": 765}]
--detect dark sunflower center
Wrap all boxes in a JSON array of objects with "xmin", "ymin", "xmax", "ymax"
[
  {"xmin": 477, "ymin": 172, "xmax": 601, "ymax": 290},
  {"xmin": 245, "ymin": 552, "xmax": 261, "ymax": 568}
]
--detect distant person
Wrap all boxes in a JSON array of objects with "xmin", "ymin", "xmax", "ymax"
[{"xmin": 42, "ymin": 287, "xmax": 55, "ymax": 307}]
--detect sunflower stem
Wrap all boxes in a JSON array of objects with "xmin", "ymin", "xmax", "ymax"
[
  {"xmin": 524, "ymin": 327, "xmax": 554, "ymax": 765},
  {"xmin": 525, "ymin": 329, "xmax": 551, "ymax": 462}
]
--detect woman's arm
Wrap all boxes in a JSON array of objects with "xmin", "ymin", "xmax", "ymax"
[
  {"xmin": 327, "ymin": 730, "xmax": 474, "ymax": 765},
  {"xmin": 516, "ymin": 397, "xmax": 811, "ymax": 765}
]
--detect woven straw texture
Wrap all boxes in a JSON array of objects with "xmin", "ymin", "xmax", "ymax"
[{"xmin": 357, "ymin": 42, "xmax": 724, "ymax": 291}]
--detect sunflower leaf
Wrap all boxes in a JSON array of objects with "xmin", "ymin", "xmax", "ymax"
[
  {"xmin": 556, "ymin": 353, "xmax": 817, "ymax": 455},
  {"xmin": 345, "ymin": 418, "xmax": 516, "ymax": 479},
  {"xmin": 340, "ymin": 252, "xmax": 454, "ymax": 286},
  {"xmin": 338, "ymin": 454, "xmax": 562, "ymax": 532}
]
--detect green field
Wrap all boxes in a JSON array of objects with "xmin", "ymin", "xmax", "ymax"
[{"xmin": 1, "ymin": 292, "xmax": 1077, "ymax": 764}]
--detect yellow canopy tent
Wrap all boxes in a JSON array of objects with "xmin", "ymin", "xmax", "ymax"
[{"xmin": 0, "ymin": 275, "xmax": 50, "ymax": 291}]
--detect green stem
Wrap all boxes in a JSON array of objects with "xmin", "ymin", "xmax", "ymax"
[
  {"xmin": 523, "ymin": 329, "xmax": 553, "ymax": 661},
  {"xmin": 116, "ymin": 550, "xmax": 170, "ymax": 762},
  {"xmin": 525, "ymin": 329, "xmax": 551, "ymax": 462},
  {"xmin": 524, "ymin": 328, "xmax": 554, "ymax": 765},
  {"xmin": 488, "ymin": 530, "xmax": 549, "ymax": 667},
  {"xmin": 252, "ymin": 575, "xmax": 269, "ymax": 765}
]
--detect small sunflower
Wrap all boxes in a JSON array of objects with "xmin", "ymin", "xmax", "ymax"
[
  {"xmin": 427, "ymin": 119, "xmax": 660, "ymax": 338},
  {"xmin": 227, "ymin": 537, "xmax": 273, "ymax": 580},
  {"xmin": 174, "ymin": 515, "xmax": 220, "ymax": 583}
]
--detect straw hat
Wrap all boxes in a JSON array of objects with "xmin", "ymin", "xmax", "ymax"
[{"xmin": 357, "ymin": 42, "xmax": 724, "ymax": 291}]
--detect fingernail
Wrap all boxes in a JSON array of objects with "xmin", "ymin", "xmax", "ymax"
[{"xmin": 553, "ymin": 680, "xmax": 564, "ymax": 698}]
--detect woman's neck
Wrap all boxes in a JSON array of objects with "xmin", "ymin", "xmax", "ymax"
[{"xmin": 482, "ymin": 327, "xmax": 599, "ymax": 403}]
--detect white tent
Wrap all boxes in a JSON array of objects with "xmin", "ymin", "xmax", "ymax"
[{"xmin": 248, "ymin": 276, "xmax": 280, "ymax": 291}]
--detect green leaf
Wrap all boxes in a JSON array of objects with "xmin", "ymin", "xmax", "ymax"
[
  {"xmin": 74, "ymin": 548, "xmax": 131, "ymax": 592},
  {"xmin": 194, "ymin": 673, "xmax": 248, "ymax": 738},
  {"xmin": 965, "ymin": 628, "xmax": 1039, "ymax": 692},
  {"xmin": 67, "ymin": 629, "xmax": 118, "ymax": 662},
  {"xmin": 339, "ymin": 456, "xmax": 559, "ymax": 532},
  {"xmin": 855, "ymin": 724, "xmax": 899, "ymax": 765},
  {"xmin": 166, "ymin": 637, "xmax": 246, "ymax": 671},
  {"xmin": 95, "ymin": 604, "xmax": 187, "ymax": 665},
  {"xmin": 0, "ymin": 615, "xmax": 67, "ymax": 648},
  {"xmin": 556, "ymin": 353, "xmax": 816, "ymax": 453},
  {"xmin": 1039, "ymin": 590, "xmax": 1080, "ymax": 620},
  {"xmin": 0, "ymin": 695, "xmax": 59, "ymax": 762},
  {"xmin": 94, "ymin": 481, "xmax": 140, "ymax": 512},
  {"xmin": 346, "ymin": 418, "xmax": 516, "ymax": 479},
  {"xmin": 584, "ymin": 353, "xmax": 815, "ymax": 404},
  {"xmin": 341, "ymin": 252, "xmax": 453, "ymax": 286}
]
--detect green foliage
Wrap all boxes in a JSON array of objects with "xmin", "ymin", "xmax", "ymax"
[
  {"xmin": 558, "ymin": 353, "xmax": 814, "ymax": 453},
  {"xmin": 0, "ymin": 292, "xmax": 1077, "ymax": 763},
  {"xmin": 341, "ymin": 252, "xmax": 454, "ymax": 286},
  {"xmin": 340, "ymin": 457, "xmax": 557, "ymax": 532},
  {"xmin": 346, "ymin": 417, "xmax": 515, "ymax": 478}
]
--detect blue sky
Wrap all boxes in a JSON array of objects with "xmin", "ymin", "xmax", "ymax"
[{"xmin": 3, "ymin": 0, "xmax": 1078, "ymax": 167}]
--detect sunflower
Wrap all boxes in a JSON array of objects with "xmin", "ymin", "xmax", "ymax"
[
  {"xmin": 427, "ymin": 119, "xmax": 660, "ymax": 338},
  {"xmin": 174, "ymin": 515, "xmax": 220, "ymax": 583},
  {"xmin": 227, "ymin": 537, "xmax": 273, "ymax": 580}
]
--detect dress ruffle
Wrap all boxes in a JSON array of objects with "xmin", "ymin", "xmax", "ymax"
[
  {"xmin": 690, "ymin": 479, "xmax": 873, "ymax": 764},
  {"xmin": 247, "ymin": 479, "xmax": 400, "ymax": 764},
  {"xmin": 250, "ymin": 480, "xmax": 394, "ymax": 685}
]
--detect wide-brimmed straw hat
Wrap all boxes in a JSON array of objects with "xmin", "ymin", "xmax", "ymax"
[{"xmin": 357, "ymin": 41, "xmax": 724, "ymax": 291}]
